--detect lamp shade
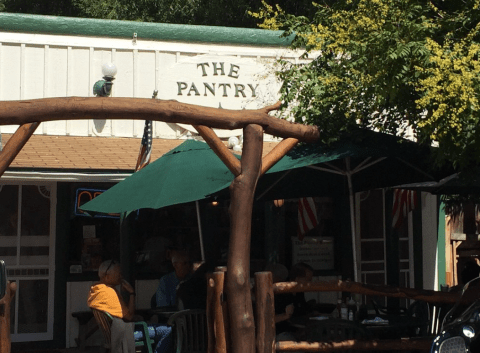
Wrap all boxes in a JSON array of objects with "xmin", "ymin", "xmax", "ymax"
[{"xmin": 102, "ymin": 62, "xmax": 117, "ymax": 78}]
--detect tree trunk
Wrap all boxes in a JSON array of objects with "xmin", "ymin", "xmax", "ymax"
[{"xmin": 227, "ymin": 124, "xmax": 263, "ymax": 353}]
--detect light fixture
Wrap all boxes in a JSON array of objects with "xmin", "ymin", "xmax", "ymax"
[
  {"xmin": 274, "ymin": 199, "xmax": 284, "ymax": 207},
  {"xmin": 212, "ymin": 201, "xmax": 219, "ymax": 206},
  {"xmin": 228, "ymin": 135, "xmax": 242, "ymax": 152},
  {"xmin": 93, "ymin": 62, "xmax": 117, "ymax": 97},
  {"xmin": 228, "ymin": 136, "xmax": 239, "ymax": 148}
]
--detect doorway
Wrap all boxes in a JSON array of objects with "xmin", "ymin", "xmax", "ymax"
[{"xmin": 0, "ymin": 182, "xmax": 56, "ymax": 342}]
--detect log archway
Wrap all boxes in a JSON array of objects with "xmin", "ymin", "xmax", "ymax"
[{"xmin": 0, "ymin": 97, "xmax": 320, "ymax": 353}]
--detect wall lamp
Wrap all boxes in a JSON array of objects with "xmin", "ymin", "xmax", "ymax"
[{"xmin": 93, "ymin": 63, "xmax": 117, "ymax": 97}]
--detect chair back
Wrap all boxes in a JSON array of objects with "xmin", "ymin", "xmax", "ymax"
[
  {"xmin": 91, "ymin": 308, "xmax": 154, "ymax": 353},
  {"xmin": 167, "ymin": 309, "xmax": 207, "ymax": 353},
  {"xmin": 91, "ymin": 308, "xmax": 113, "ymax": 352}
]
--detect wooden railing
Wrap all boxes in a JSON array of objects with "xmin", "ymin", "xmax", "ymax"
[{"xmin": 206, "ymin": 271, "xmax": 462, "ymax": 353}]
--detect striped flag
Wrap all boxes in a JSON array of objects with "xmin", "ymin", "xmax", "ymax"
[
  {"xmin": 297, "ymin": 197, "xmax": 318, "ymax": 240},
  {"xmin": 392, "ymin": 189, "xmax": 417, "ymax": 228},
  {"xmin": 135, "ymin": 120, "xmax": 153, "ymax": 171}
]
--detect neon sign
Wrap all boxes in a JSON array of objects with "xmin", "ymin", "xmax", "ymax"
[{"xmin": 75, "ymin": 188, "xmax": 119, "ymax": 218}]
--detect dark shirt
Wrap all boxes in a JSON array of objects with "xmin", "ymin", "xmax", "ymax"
[{"xmin": 176, "ymin": 276, "xmax": 207, "ymax": 310}]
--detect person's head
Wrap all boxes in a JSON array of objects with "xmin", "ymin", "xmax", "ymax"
[
  {"xmin": 289, "ymin": 262, "xmax": 314, "ymax": 283},
  {"xmin": 171, "ymin": 251, "xmax": 191, "ymax": 280},
  {"xmin": 98, "ymin": 259, "xmax": 122, "ymax": 286},
  {"xmin": 265, "ymin": 263, "xmax": 289, "ymax": 283}
]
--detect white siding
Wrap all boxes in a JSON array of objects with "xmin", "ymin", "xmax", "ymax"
[{"xmin": 0, "ymin": 31, "xmax": 302, "ymax": 140}]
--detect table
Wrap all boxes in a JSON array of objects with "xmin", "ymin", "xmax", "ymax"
[
  {"xmin": 361, "ymin": 315, "xmax": 425, "ymax": 339},
  {"xmin": 149, "ymin": 306, "xmax": 178, "ymax": 323}
]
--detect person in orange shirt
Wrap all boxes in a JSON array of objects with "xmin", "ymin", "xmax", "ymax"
[
  {"xmin": 88, "ymin": 260, "xmax": 173, "ymax": 353},
  {"xmin": 87, "ymin": 259, "xmax": 136, "ymax": 320}
]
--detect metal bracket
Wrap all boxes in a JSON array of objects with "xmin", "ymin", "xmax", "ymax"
[{"xmin": 132, "ymin": 32, "xmax": 138, "ymax": 44}]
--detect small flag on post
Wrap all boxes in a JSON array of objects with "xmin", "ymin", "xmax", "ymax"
[
  {"xmin": 297, "ymin": 197, "xmax": 318, "ymax": 240},
  {"xmin": 135, "ymin": 120, "xmax": 152, "ymax": 171},
  {"xmin": 392, "ymin": 189, "xmax": 417, "ymax": 228}
]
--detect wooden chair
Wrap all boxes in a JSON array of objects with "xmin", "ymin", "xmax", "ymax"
[
  {"xmin": 91, "ymin": 308, "xmax": 155, "ymax": 353},
  {"xmin": 167, "ymin": 309, "xmax": 207, "ymax": 353}
]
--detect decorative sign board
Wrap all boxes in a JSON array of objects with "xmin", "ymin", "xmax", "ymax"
[
  {"xmin": 160, "ymin": 54, "xmax": 281, "ymax": 138},
  {"xmin": 292, "ymin": 236, "xmax": 334, "ymax": 270}
]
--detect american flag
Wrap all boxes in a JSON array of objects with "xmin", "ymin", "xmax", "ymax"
[
  {"xmin": 135, "ymin": 120, "xmax": 152, "ymax": 171},
  {"xmin": 392, "ymin": 189, "xmax": 417, "ymax": 228},
  {"xmin": 297, "ymin": 197, "xmax": 318, "ymax": 240}
]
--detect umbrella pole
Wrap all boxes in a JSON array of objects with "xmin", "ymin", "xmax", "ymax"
[
  {"xmin": 195, "ymin": 200, "xmax": 205, "ymax": 262},
  {"xmin": 346, "ymin": 158, "xmax": 359, "ymax": 282}
]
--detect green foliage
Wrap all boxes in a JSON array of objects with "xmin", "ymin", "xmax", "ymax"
[
  {"xmin": 0, "ymin": 0, "xmax": 80, "ymax": 16},
  {"xmin": 252, "ymin": 0, "xmax": 480, "ymax": 171}
]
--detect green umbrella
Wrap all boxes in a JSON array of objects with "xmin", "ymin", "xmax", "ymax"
[
  {"xmin": 80, "ymin": 139, "xmax": 235, "ymax": 214},
  {"xmin": 255, "ymin": 129, "xmax": 443, "ymax": 282}
]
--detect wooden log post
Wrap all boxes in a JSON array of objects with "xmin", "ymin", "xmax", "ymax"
[
  {"xmin": 207, "ymin": 274, "xmax": 215, "ymax": 353},
  {"xmin": 254, "ymin": 272, "xmax": 276, "ymax": 353},
  {"xmin": 226, "ymin": 124, "xmax": 263, "ymax": 353},
  {"xmin": 0, "ymin": 282, "xmax": 17, "ymax": 353},
  {"xmin": 211, "ymin": 271, "xmax": 228, "ymax": 353}
]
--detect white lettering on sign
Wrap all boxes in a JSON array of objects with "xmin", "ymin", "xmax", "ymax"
[
  {"xmin": 176, "ymin": 62, "xmax": 259, "ymax": 98},
  {"xmin": 292, "ymin": 236, "xmax": 334, "ymax": 270}
]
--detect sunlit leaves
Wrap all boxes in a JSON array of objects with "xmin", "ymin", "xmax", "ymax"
[{"xmin": 252, "ymin": 0, "xmax": 480, "ymax": 170}]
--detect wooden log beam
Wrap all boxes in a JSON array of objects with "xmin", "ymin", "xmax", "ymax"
[
  {"xmin": 260, "ymin": 138, "xmax": 298, "ymax": 176},
  {"xmin": 273, "ymin": 280, "xmax": 460, "ymax": 305},
  {"xmin": 276, "ymin": 337, "xmax": 433, "ymax": 352},
  {"xmin": 194, "ymin": 125, "xmax": 241, "ymax": 177},
  {"xmin": 227, "ymin": 124, "xmax": 263, "ymax": 353},
  {"xmin": 0, "ymin": 122, "xmax": 40, "ymax": 177},
  {"xmin": 0, "ymin": 98, "xmax": 320, "ymax": 143}
]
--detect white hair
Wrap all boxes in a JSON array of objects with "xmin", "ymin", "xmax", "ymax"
[{"xmin": 98, "ymin": 260, "xmax": 117, "ymax": 279}]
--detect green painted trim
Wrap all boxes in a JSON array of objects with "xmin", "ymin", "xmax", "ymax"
[
  {"xmin": 437, "ymin": 199, "xmax": 446, "ymax": 290},
  {"xmin": 0, "ymin": 12, "xmax": 294, "ymax": 47}
]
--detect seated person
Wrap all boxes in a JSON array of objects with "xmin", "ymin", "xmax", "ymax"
[
  {"xmin": 88, "ymin": 260, "xmax": 173, "ymax": 353},
  {"xmin": 156, "ymin": 251, "xmax": 192, "ymax": 308},
  {"xmin": 288, "ymin": 262, "xmax": 315, "ymax": 317},
  {"xmin": 176, "ymin": 261, "xmax": 215, "ymax": 310}
]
